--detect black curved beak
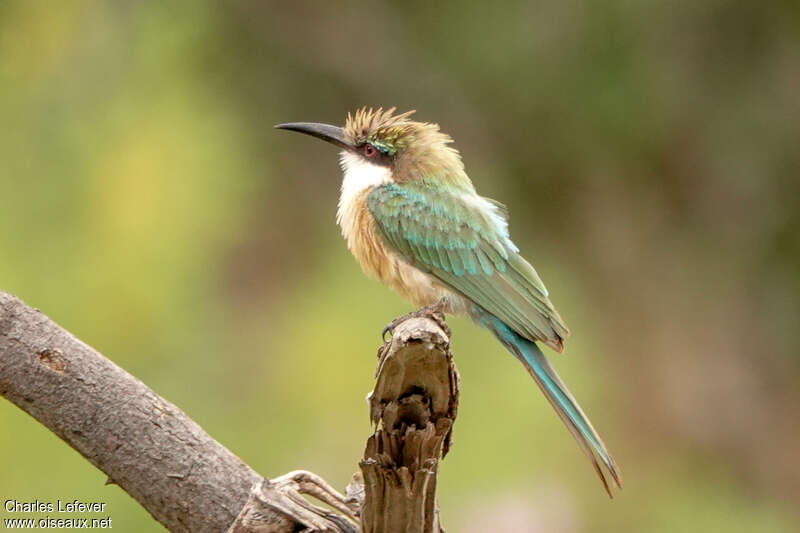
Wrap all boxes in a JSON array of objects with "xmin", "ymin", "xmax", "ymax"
[{"xmin": 274, "ymin": 122, "xmax": 352, "ymax": 150}]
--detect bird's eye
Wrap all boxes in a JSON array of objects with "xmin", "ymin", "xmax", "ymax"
[{"xmin": 363, "ymin": 144, "xmax": 377, "ymax": 157}]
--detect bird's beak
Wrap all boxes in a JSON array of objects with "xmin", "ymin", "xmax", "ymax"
[{"xmin": 274, "ymin": 122, "xmax": 353, "ymax": 151}]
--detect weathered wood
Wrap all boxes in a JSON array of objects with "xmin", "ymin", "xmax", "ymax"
[
  {"xmin": 226, "ymin": 312, "xmax": 458, "ymax": 533},
  {"xmin": 0, "ymin": 290, "xmax": 457, "ymax": 532},
  {"xmin": 360, "ymin": 314, "xmax": 458, "ymax": 533},
  {"xmin": 227, "ymin": 472, "xmax": 360, "ymax": 533}
]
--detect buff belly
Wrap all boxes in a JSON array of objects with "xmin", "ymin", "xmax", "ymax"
[{"xmin": 337, "ymin": 188, "xmax": 468, "ymax": 314}]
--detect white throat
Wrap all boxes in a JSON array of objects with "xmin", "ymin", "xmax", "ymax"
[{"xmin": 337, "ymin": 151, "xmax": 393, "ymax": 224}]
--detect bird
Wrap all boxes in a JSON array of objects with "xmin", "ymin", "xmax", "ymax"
[{"xmin": 276, "ymin": 107, "xmax": 621, "ymax": 497}]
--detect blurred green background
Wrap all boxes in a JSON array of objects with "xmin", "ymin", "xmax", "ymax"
[{"xmin": 2, "ymin": 1, "xmax": 799, "ymax": 531}]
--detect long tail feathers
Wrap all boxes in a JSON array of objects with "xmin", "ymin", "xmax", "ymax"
[{"xmin": 477, "ymin": 311, "xmax": 622, "ymax": 497}]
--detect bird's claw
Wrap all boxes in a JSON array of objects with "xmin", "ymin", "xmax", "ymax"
[
  {"xmin": 382, "ymin": 314, "xmax": 410, "ymax": 340},
  {"xmin": 381, "ymin": 322, "xmax": 395, "ymax": 341}
]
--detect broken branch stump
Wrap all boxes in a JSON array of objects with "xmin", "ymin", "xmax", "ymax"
[
  {"xmin": 360, "ymin": 313, "xmax": 459, "ymax": 533},
  {"xmin": 226, "ymin": 311, "xmax": 459, "ymax": 533}
]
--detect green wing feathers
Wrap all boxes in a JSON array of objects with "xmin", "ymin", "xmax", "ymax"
[{"xmin": 367, "ymin": 182, "xmax": 570, "ymax": 351}]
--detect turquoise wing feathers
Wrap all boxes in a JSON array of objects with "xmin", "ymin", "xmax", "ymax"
[
  {"xmin": 367, "ymin": 181, "xmax": 621, "ymax": 495},
  {"xmin": 366, "ymin": 182, "xmax": 570, "ymax": 352}
]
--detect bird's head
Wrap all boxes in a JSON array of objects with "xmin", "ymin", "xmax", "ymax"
[{"xmin": 276, "ymin": 107, "xmax": 469, "ymax": 188}]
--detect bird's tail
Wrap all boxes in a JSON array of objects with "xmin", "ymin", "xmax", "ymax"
[{"xmin": 473, "ymin": 308, "xmax": 622, "ymax": 497}]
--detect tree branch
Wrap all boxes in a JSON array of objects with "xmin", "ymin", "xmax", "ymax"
[
  {"xmin": 0, "ymin": 291, "xmax": 261, "ymax": 532},
  {"xmin": 0, "ymin": 291, "xmax": 456, "ymax": 532}
]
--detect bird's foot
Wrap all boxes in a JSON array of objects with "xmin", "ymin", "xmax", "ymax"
[{"xmin": 382, "ymin": 298, "xmax": 451, "ymax": 340}]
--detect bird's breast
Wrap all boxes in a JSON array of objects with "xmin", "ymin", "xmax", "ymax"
[{"xmin": 336, "ymin": 186, "xmax": 462, "ymax": 311}]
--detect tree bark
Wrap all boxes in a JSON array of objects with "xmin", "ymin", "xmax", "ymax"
[
  {"xmin": 0, "ymin": 290, "xmax": 455, "ymax": 532},
  {"xmin": 0, "ymin": 291, "xmax": 261, "ymax": 532}
]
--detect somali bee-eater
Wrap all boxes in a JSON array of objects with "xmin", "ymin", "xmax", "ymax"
[{"xmin": 276, "ymin": 108, "xmax": 621, "ymax": 496}]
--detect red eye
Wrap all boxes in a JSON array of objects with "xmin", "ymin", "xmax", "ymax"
[{"xmin": 363, "ymin": 144, "xmax": 376, "ymax": 157}]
